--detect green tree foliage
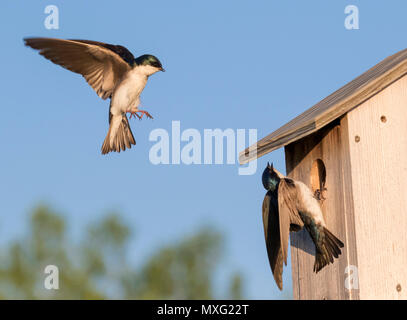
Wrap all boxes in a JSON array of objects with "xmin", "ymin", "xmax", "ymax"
[{"xmin": 0, "ymin": 206, "xmax": 244, "ymax": 299}]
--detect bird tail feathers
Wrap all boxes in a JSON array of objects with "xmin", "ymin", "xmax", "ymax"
[
  {"xmin": 314, "ymin": 228, "xmax": 344, "ymax": 273},
  {"xmin": 101, "ymin": 113, "xmax": 136, "ymax": 155}
]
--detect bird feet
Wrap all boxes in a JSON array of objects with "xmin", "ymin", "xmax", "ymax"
[
  {"xmin": 314, "ymin": 187, "xmax": 327, "ymax": 202},
  {"xmin": 129, "ymin": 112, "xmax": 141, "ymax": 120},
  {"xmin": 137, "ymin": 110, "xmax": 153, "ymax": 120},
  {"xmin": 128, "ymin": 110, "xmax": 153, "ymax": 120}
]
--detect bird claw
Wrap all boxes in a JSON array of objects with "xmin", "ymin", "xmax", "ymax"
[
  {"xmin": 314, "ymin": 187, "xmax": 327, "ymax": 202},
  {"xmin": 129, "ymin": 112, "xmax": 141, "ymax": 120},
  {"xmin": 137, "ymin": 110, "xmax": 153, "ymax": 120},
  {"xmin": 128, "ymin": 110, "xmax": 153, "ymax": 120}
]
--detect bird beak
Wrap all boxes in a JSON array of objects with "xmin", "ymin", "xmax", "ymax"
[{"xmin": 160, "ymin": 67, "xmax": 166, "ymax": 72}]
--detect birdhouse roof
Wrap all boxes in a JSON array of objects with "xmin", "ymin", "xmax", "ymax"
[{"xmin": 239, "ymin": 48, "xmax": 407, "ymax": 164}]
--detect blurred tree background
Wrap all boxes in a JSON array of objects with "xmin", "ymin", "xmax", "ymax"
[{"xmin": 0, "ymin": 205, "xmax": 244, "ymax": 299}]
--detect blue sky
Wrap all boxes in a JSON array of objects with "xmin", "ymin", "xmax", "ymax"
[{"xmin": 0, "ymin": 0, "xmax": 406, "ymax": 299}]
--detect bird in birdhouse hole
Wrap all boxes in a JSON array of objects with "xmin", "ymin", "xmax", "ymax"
[{"xmin": 261, "ymin": 162, "xmax": 344, "ymax": 290}]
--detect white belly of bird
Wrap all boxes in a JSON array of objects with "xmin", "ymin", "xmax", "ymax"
[
  {"xmin": 110, "ymin": 70, "xmax": 148, "ymax": 115},
  {"xmin": 295, "ymin": 181, "xmax": 326, "ymax": 225}
]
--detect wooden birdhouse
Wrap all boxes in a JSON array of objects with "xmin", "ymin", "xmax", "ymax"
[{"xmin": 240, "ymin": 49, "xmax": 407, "ymax": 300}]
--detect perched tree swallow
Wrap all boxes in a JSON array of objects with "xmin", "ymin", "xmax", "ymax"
[
  {"xmin": 24, "ymin": 38, "xmax": 165, "ymax": 154},
  {"xmin": 261, "ymin": 163, "xmax": 344, "ymax": 290}
]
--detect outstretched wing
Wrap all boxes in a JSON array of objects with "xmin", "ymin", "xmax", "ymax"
[
  {"xmin": 69, "ymin": 39, "xmax": 136, "ymax": 66},
  {"xmin": 278, "ymin": 178, "xmax": 304, "ymax": 265},
  {"xmin": 262, "ymin": 190, "xmax": 284, "ymax": 290},
  {"xmin": 24, "ymin": 38, "xmax": 133, "ymax": 100}
]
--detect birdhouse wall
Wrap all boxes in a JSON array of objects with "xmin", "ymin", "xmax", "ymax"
[
  {"xmin": 342, "ymin": 75, "xmax": 407, "ymax": 299},
  {"xmin": 285, "ymin": 75, "xmax": 407, "ymax": 300},
  {"xmin": 285, "ymin": 120, "xmax": 359, "ymax": 300}
]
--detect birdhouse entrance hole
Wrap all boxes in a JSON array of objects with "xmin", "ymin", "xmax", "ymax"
[{"xmin": 310, "ymin": 159, "xmax": 326, "ymax": 202}]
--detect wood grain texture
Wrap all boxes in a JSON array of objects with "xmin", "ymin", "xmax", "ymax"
[
  {"xmin": 285, "ymin": 121, "xmax": 359, "ymax": 300},
  {"xmin": 240, "ymin": 48, "xmax": 407, "ymax": 164},
  {"xmin": 345, "ymin": 75, "xmax": 407, "ymax": 299}
]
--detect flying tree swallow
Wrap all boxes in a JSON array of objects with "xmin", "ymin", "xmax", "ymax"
[
  {"xmin": 261, "ymin": 163, "xmax": 344, "ymax": 290},
  {"xmin": 24, "ymin": 38, "xmax": 165, "ymax": 154}
]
